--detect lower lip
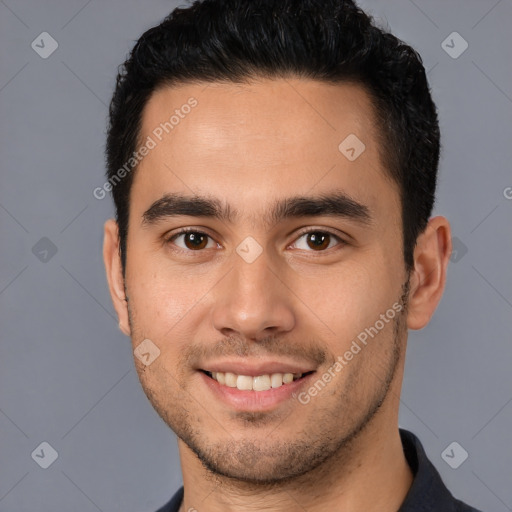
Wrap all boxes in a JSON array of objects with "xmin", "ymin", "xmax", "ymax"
[{"xmin": 199, "ymin": 371, "xmax": 315, "ymax": 411}]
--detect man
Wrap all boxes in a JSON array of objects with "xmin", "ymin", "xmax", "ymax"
[{"xmin": 102, "ymin": 1, "xmax": 482, "ymax": 510}]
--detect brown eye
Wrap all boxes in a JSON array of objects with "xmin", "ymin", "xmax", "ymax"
[
  {"xmin": 291, "ymin": 230, "xmax": 344, "ymax": 252},
  {"xmin": 306, "ymin": 232, "xmax": 331, "ymax": 251},
  {"xmin": 168, "ymin": 230, "xmax": 216, "ymax": 251},
  {"xmin": 182, "ymin": 232, "xmax": 208, "ymax": 250}
]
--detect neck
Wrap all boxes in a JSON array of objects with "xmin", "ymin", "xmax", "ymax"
[{"xmin": 177, "ymin": 411, "xmax": 413, "ymax": 512}]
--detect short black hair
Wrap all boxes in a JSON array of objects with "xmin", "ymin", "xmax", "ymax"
[{"xmin": 105, "ymin": 0, "xmax": 440, "ymax": 274}]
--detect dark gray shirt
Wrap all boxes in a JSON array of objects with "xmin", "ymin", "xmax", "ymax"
[{"xmin": 156, "ymin": 429, "xmax": 483, "ymax": 511}]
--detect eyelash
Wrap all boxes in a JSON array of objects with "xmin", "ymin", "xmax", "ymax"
[{"xmin": 165, "ymin": 227, "xmax": 347, "ymax": 255}]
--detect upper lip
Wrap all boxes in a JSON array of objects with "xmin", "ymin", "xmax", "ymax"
[{"xmin": 199, "ymin": 359, "xmax": 317, "ymax": 376}]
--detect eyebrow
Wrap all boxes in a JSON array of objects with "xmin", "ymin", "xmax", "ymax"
[{"xmin": 141, "ymin": 191, "xmax": 372, "ymax": 229}]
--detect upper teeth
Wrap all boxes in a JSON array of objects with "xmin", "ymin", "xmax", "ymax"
[{"xmin": 209, "ymin": 371, "xmax": 303, "ymax": 391}]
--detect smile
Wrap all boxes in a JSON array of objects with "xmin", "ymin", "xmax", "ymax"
[{"xmin": 202, "ymin": 370, "xmax": 313, "ymax": 391}]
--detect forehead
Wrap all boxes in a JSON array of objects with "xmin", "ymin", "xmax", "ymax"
[{"xmin": 132, "ymin": 78, "xmax": 397, "ymax": 223}]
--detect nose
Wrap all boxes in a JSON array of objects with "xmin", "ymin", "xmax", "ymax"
[{"xmin": 210, "ymin": 247, "xmax": 296, "ymax": 342}]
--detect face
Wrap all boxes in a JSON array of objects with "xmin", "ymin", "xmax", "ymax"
[{"xmin": 108, "ymin": 79, "xmax": 413, "ymax": 482}]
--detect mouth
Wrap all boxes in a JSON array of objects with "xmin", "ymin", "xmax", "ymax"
[
  {"xmin": 201, "ymin": 369, "xmax": 315, "ymax": 391},
  {"xmin": 197, "ymin": 359, "xmax": 318, "ymax": 411}
]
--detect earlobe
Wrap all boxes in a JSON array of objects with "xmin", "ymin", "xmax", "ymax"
[
  {"xmin": 103, "ymin": 219, "xmax": 131, "ymax": 336},
  {"xmin": 406, "ymin": 216, "xmax": 452, "ymax": 330}
]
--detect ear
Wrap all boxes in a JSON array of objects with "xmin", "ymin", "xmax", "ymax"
[
  {"xmin": 103, "ymin": 218, "xmax": 131, "ymax": 336},
  {"xmin": 406, "ymin": 216, "xmax": 452, "ymax": 330}
]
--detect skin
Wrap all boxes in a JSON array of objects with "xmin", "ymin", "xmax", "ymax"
[{"xmin": 103, "ymin": 78, "xmax": 452, "ymax": 511}]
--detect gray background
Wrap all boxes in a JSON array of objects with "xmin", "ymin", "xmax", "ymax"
[{"xmin": 0, "ymin": 0, "xmax": 511, "ymax": 510}]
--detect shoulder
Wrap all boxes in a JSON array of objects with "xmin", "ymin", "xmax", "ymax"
[{"xmin": 454, "ymin": 499, "xmax": 484, "ymax": 512}]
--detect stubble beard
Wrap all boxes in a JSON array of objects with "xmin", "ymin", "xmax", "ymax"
[{"xmin": 128, "ymin": 280, "xmax": 410, "ymax": 488}]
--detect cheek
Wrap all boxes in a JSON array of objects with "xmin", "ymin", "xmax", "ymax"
[
  {"xmin": 292, "ymin": 257, "xmax": 400, "ymax": 345},
  {"xmin": 136, "ymin": 364, "xmax": 183, "ymax": 418},
  {"xmin": 127, "ymin": 257, "xmax": 218, "ymax": 341}
]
